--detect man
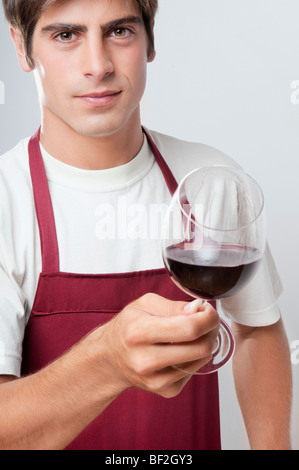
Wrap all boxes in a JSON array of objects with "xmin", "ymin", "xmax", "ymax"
[{"xmin": 0, "ymin": 0, "xmax": 292, "ymax": 450}]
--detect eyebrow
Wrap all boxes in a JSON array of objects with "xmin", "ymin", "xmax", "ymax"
[
  {"xmin": 102, "ymin": 16, "xmax": 142, "ymax": 34},
  {"xmin": 41, "ymin": 16, "xmax": 143, "ymax": 35}
]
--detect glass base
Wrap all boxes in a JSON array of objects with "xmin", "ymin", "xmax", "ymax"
[{"xmin": 175, "ymin": 318, "xmax": 235, "ymax": 375}]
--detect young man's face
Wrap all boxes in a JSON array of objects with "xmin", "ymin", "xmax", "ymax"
[{"xmin": 26, "ymin": 0, "xmax": 154, "ymax": 137}]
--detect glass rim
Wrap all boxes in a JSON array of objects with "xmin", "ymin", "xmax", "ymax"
[{"xmin": 177, "ymin": 165, "xmax": 265, "ymax": 232}]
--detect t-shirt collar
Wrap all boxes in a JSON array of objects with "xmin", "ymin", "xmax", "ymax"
[{"xmin": 40, "ymin": 134, "xmax": 155, "ymax": 192}]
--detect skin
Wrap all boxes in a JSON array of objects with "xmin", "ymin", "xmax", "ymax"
[
  {"xmin": 1, "ymin": 0, "xmax": 293, "ymax": 450},
  {"xmin": 12, "ymin": 0, "xmax": 155, "ymax": 170}
]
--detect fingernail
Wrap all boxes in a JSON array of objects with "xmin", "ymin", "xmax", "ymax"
[{"xmin": 184, "ymin": 299, "xmax": 204, "ymax": 315}]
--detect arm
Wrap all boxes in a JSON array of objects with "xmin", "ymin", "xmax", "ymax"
[
  {"xmin": 0, "ymin": 331, "xmax": 124, "ymax": 450},
  {"xmin": 0, "ymin": 295, "xmax": 219, "ymax": 450},
  {"xmin": 232, "ymin": 319, "xmax": 292, "ymax": 450}
]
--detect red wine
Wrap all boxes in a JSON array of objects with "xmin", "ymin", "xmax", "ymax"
[{"xmin": 164, "ymin": 243, "xmax": 263, "ymax": 300}]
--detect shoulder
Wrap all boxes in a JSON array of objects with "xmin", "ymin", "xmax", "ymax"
[
  {"xmin": 0, "ymin": 138, "xmax": 31, "ymax": 188},
  {"xmin": 0, "ymin": 138, "xmax": 30, "ymax": 172},
  {"xmin": 145, "ymin": 128, "xmax": 241, "ymax": 182},
  {"xmin": 0, "ymin": 138, "xmax": 32, "ymax": 215}
]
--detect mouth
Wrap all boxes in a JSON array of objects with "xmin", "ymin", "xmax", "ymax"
[{"xmin": 75, "ymin": 90, "xmax": 122, "ymax": 107}]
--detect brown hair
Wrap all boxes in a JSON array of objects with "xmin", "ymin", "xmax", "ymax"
[{"xmin": 2, "ymin": 0, "xmax": 158, "ymax": 68}]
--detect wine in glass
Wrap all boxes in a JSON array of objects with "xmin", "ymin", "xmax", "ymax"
[{"xmin": 162, "ymin": 165, "xmax": 266, "ymax": 374}]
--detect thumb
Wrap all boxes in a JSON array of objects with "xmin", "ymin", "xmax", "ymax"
[
  {"xmin": 134, "ymin": 293, "xmax": 204, "ymax": 318},
  {"xmin": 183, "ymin": 299, "xmax": 206, "ymax": 315}
]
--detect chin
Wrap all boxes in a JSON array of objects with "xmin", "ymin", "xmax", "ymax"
[{"xmin": 70, "ymin": 116, "xmax": 132, "ymax": 138}]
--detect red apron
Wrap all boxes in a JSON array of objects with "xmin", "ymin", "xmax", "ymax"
[{"xmin": 21, "ymin": 128, "xmax": 221, "ymax": 450}]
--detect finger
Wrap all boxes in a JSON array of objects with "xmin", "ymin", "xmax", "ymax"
[
  {"xmin": 133, "ymin": 293, "xmax": 188, "ymax": 318},
  {"xmin": 134, "ymin": 294, "xmax": 208, "ymax": 320},
  {"xmin": 136, "ymin": 364, "xmax": 195, "ymax": 398},
  {"xmin": 184, "ymin": 299, "xmax": 207, "ymax": 315},
  {"xmin": 131, "ymin": 328, "xmax": 219, "ymax": 377},
  {"xmin": 135, "ymin": 303, "xmax": 219, "ymax": 345},
  {"xmin": 152, "ymin": 330, "xmax": 218, "ymax": 370},
  {"xmin": 173, "ymin": 356, "xmax": 213, "ymax": 376}
]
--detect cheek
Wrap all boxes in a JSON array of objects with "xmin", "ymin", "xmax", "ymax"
[
  {"xmin": 123, "ymin": 49, "xmax": 148, "ymax": 91},
  {"xmin": 34, "ymin": 58, "xmax": 70, "ymax": 103}
]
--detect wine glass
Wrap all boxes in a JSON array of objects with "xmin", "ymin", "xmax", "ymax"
[{"xmin": 162, "ymin": 165, "xmax": 266, "ymax": 374}]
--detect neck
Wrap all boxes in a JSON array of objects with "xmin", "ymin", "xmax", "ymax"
[{"xmin": 39, "ymin": 110, "xmax": 144, "ymax": 170}]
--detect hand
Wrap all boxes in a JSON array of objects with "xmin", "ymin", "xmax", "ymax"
[{"xmin": 100, "ymin": 294, "xmax": 220, "ymax": 399}]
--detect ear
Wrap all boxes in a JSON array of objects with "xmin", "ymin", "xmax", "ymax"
[
  {"xmin": 147, "ymin": 20, "xmax": 156, "ymax": 63},
  {"xmin": 10, "ymin": 27, "xmax": 32, "ymax": 72},
  {"xmin": 147, "ymin": 48, "xmax": 156, "ymax": 63}
]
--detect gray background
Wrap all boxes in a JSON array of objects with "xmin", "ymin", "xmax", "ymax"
[{"xmin": 1, "ymin": 0, "xmax": 299, "ymax": 449}]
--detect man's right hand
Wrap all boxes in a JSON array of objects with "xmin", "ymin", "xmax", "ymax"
[
  {"xmin": 0, "ymin": 294, "xmax": 219, "ymax": 450},
  {"xmin": 97, "ymin": 293, "xmax": 220, "ymax": 399}
]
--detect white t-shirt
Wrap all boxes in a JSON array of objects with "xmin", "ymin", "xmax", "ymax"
[{"xmin": 0, "ymin": 129, "xmax": 282, "ymax": 377}]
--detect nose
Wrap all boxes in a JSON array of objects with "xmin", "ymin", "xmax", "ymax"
[{"xmin": 81, "ymin": 35, "xmax": 114, "ymax": 80}]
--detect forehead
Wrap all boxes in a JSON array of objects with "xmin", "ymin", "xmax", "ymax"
[{"xmin": 38, "ymin": 0, "xmax": 141, "ymax": 26}]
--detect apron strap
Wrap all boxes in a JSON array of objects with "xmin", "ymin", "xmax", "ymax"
[
  {"xmin": 143, "ymin": 128, "xmax": 178, "ymax": 196},
  {"xmin": 28, "ymin": 127, "xmax": 179, "ymax": 273},
  {"xmin": 28, "ymin": 127, "xmax": 60, "ymax": 272}
]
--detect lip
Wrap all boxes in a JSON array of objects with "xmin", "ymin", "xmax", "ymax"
[{"xmin": 75, "ymin": 90, "xmax": 122, "ymax": 107}]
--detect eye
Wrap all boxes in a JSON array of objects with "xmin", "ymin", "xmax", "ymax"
[
  {"xmin": 111, "ymin": 27, "xmax": 133, "ymax": 38},
  {"xmin": 55, "ymin": 31, "xmax": 76, "ymax": 42}
]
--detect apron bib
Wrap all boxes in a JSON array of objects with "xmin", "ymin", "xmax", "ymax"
[{"xmin": 21, "ymin": 128, "xmax": 221, "ymax": 450}]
